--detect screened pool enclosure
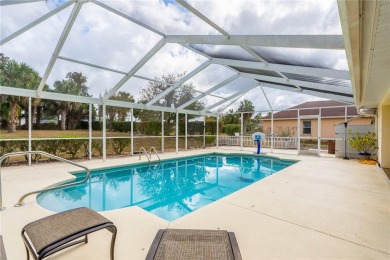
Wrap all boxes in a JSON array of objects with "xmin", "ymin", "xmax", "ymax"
[{"xmin": 1, "ymin": 0, "xmax": 355, "ymax": 163}]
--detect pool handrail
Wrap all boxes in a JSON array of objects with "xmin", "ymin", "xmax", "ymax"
[
  {"xmin": 139, "ymin": 147, "xmax": 150, "ymax": 162},
  {"xmin": 149, "ymin": 147, "xmax": 160, "ymax": 163},
  {"xmin": 0, "ymin": 151, "xmax": 90, "ymax": 210}
]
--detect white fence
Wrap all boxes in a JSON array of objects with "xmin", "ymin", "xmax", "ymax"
[{"xmin": 218, "ymin": 136, "xmax": 297, "ymax": 149}]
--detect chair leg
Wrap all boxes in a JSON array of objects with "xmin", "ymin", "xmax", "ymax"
[
  {"xmin": 107, "ymin": 225, "xmax": 117, "ymax": 260},
  {"xmin": 25, "ymin": 245, "xmax": 30, "ymax": 260},
  {"xmin": 85, "ymin": 234, "xmax": 88, "ymax": 244}
]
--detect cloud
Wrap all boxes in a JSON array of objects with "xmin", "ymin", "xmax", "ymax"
[{"xmin": 1, "ymin": 0, "xmax": 347, "ymax": 111}]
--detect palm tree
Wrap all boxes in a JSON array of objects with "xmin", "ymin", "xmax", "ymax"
[
  {"xmin": 0, "ymin": 59, "xmax": 41, "ymax": 132},
  {"xmin": 105, "ymin": 91, "xmax": 135, "ymax": 128},
  {"xmin": 237, "ymin": 99, "xmax": 255, "ymax": 134},
  {"xmin": 222, "ymin": 109, "xmax": 239, "ymax": 125},
  {"xmin": 53, "ymin": 80, "xmax": 81, "ymax": 131}
]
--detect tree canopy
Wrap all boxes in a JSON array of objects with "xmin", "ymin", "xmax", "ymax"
[{"xmin": 0, "ymin": 55, "xmax": 41, "ymax": 132}]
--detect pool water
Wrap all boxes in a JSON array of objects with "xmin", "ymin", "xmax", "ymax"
[{"xmin": 37, "ymin": 154, "xmax": 296, "ymax": 221}]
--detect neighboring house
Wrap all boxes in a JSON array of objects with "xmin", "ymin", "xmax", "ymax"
[{"xmin": 262, "ymin": 100, "xmax": 372, "ymax": 138}]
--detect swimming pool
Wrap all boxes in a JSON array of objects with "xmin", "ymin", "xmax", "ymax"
[{"xmin": 37, "ymin": 153, "xmax": 296, "ymax": 221}]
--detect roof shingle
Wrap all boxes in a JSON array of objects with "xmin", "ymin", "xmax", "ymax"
[{"xmin": 262, "ymin": 100, "xmax": 357, "ymax": 119}]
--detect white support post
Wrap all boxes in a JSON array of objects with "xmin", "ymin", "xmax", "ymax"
[
  {"xmin": 176, "ymin": 112, "xmax": 179, "ymax": 154},
  {"xmin": 271, "ymin": 112, "xmax": 274, "ymax": 153},
  {"xmin": 318, "ymin": 108, "xmax": 322, "ymax": 157},
  {"xmin": 216, "ymin": 115, "xmax": 219, "ymax": 149},
  {"xmin": 345, "ymin": 106, "xmax": 347, "ymax": 121},
  {"xmin": 28, "ymin": 97, "xmax": 32, "ymax": 166},
  {"xmin": 185, "ymin": 113, "xmax": 188, "ymax": 150},
  {"xmin": 131, "ymin": 108, "xmax": 134, "ymax": 156},
  {"xmin": 203, "ymin": 117, "xmax": 206, "ymax": 148},
  {"xmin": 260, "ymin": 86, "xmax": 273, "ymax": 153},
  {"xmin": 161, "ymin": 112, "xmax": 164, "ymax": 153},
  {"xmin": 88, "ymin": 104, "xmax": 92, "ymax": 160},
  {"xmin": 102, "ymin": 104, "xmax": 106, "ymax": 161},
  {"xmin": 240, "ymin": 113, "xmax": 243, "ymax": 151},
  {"xmin": 297, "ymin": 110, "xmax": 300, "ymax": 155}
]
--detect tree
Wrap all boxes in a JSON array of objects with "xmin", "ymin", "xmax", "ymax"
[
  {"xmin": 0, "ymin": 57, "xmax": 41, "ymax": 132},
  {"xmin": 47, "ymin": 72, "xmax": 90, "ymax": 131},
  {"xmin": 222, "ymin": 109, "xmax": 240, "ymax": 125},
  {"xmin": 66, "ymin": 72, "xmax": 89, "ymax": 97},
  {"xmin": 137, "ymin": 73, "xmax": 204, "ymax": 133},
  {"xmin": 52, "ymin": 80, "xmax": 82, "ymax": 131},
  {"xmin": 237, "ymin": 99, "xmax": 255, "ymax": 134},
  {"xmin": 64, "ymin": 72, "xmax": 89, "ymax": 130},
  {"xmin": 106, "ymin": 91, "xmax": 135, "ymax": 127}
]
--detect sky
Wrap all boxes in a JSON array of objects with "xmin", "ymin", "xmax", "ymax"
[{"xmin": 0, "ymin": 0, "xmax": 349, "ymax": 112}]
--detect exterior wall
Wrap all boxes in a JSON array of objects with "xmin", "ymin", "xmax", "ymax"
[
  {"xmin": 378, "ymin": 89, "xmax": 390, "ymax": 168},
  {"xmin": 263, "ymin": 119, "xmax": 297, "ymax": 137},
  {"xmin": 335, "ymin": 124, "xmax": 375, "ymax": 159},
  {"xmin": 263, "ymin": 117, "xmax": 372, "ymax": 139}
]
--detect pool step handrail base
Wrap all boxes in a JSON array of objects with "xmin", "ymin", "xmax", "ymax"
[
  {"xmin": 0, "ymin": 151, "xmax": 90, "ymax": 210},
  {"xmin": 139, "ymin": 147, "xmax": 151, "ymax": 162},
  {"xmin": 149, "ymin": 147, "xmax": 161, "ymax": 163}
]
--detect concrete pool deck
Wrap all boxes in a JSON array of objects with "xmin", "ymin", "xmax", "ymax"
[{"xmin": 0, "ymin": 147, "xmax": 389, "ymax": 259}]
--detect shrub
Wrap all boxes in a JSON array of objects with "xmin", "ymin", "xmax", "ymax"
[
  {"xmin": 92, "ymin": 121, "xmax": 102, "ymax": 131},
  {"xmin": 347, "ymin": 131, "xmax": 376, "ymax": 155},
  {"xmin": 111, "ymin": 121, "xmax": 131, "ymax": 132},
  {"xmin": 34, "ymin": 123, "xmax": 60, "ymax": 130},
  {"xmin": 223, "ymin": 124, "xmax": 241, "ymax": 136},
  {"xmin": 38, "ymin": 139, "xmax": 61, "ymax": 157},
  {"xmin": 92, "ymin": 139, "xmax": 103, "ymax": 156},
  {"xmin": 81, "ymin": 141, "xmax": 91, "ymax": 158},
  {"xmin": 110, "ymin": 138, "xmax": 131, "ymax": 155},
  {"xmin": 0, "ymin": 140, "xmax": 28, "ymax": 163},
  {"xmin": 77, "ymin": 121, "xmax": 103, "ymax": 131},
  {"xmin": 136, "ymin": 121, "xmax": 161, "ymax": 135},
  {"xmin": 275, "ymin": 126, "xmax": 296, "ymax": 137},
  {"xmin": 60, "ymin": 139, "xmax": 86, "ymax": 159},
  {"xmin": 205, "ymin": 120, "xmax": 224, "ymax": 135},
  {"xmin": 178, "ymin": 121, "xmax": 223, "ymax": 135},
  {"xmin": 205, "ymin": 136, "xmax": 216, "ymax": 146}
]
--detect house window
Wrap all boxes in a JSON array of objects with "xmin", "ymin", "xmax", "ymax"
[{"xmin": 303, "ymin": 121, "xmax": 311, "ymax": 134}]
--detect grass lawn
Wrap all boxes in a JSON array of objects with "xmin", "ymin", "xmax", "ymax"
[{"xmin": 0, "ymin": 129, "xmax": 131, "ymax": 139}]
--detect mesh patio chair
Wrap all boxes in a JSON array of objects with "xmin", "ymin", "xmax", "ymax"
[
  {"xmin": 21, "ymin": 207, "xmax": 116, "ymax": 260},
  {"xmin": 0, "ymin": 235, "xmax": 7, "ymax": 260},
  {"xmin": 146, "ymin": 229, "xmax": 242, "ymax": 260}
]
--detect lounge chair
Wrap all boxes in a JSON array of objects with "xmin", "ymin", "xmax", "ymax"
[
  {"xmin": 21, "ymin": 207, "xmax": 116, "ymax": 260},
  {"xmin": 146, "ymin": 229, "xmax": 242, "ymax": 260}
]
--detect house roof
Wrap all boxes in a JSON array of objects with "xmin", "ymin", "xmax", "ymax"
[{"xmin": 262, "ymin": 100, "xmax": 358, "ymax": 119}]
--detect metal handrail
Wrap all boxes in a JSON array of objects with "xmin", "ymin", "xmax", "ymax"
[
  {"xmin": 0, "ymin": 151, "xmax": 90, "ymax": 210},
  {"xmin": 149, "ymin": 147, "xmax": 160, "ymax": 162},
  {"xmin": 139, "ymin": 147, "xmax": 150, "ymax": 162}
]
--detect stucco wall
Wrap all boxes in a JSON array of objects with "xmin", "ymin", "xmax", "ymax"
[
  {"xmin": 378, "ymin": 89, "xmax": 390, "ymax": 168},
  {"xmin": 263, "ymin": 117, "xmax": 372, "ymax": 138}
]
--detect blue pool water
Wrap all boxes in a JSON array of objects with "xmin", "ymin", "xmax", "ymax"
[{"xmin": 37, "ymin": 154, "xmax": 296, "ymax": 221}]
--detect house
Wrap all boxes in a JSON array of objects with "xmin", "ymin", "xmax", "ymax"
[{"xmin": 261, "ymin": 100, "xmax": 372, "ymax": 138}]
